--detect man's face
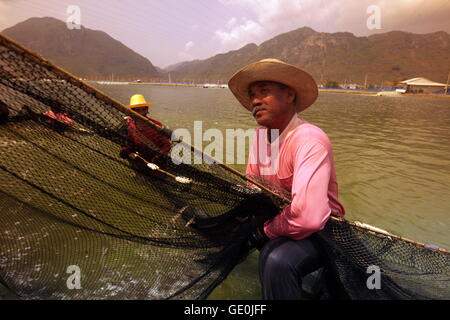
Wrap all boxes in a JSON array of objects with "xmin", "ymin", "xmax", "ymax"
[
  {"xmin": 133, "ymin": 107, "xmax": 148, "ymax": 116},
  {"xmin": 247, "ymin": 81, "xmax": 296, "ymax": 129}
]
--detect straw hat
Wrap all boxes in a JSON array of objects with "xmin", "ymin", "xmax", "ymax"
[
  {"xmin": 127, "ymin": 94, "xmax": 153, "ymax": 109},
  {"xmin": 228, "ymin": 59, "xmax": 318, "ymax": 112}
]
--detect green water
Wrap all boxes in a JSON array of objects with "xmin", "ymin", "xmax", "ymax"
[{"xmin": 95, "ymin": 84, "xmax": 450, "ymax": 299}]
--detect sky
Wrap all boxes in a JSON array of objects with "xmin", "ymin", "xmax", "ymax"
[{"xmin": 0, "ymin": 0, "xmax": 449, "ymax": 68}]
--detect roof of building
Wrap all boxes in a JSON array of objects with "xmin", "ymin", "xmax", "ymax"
[{"xmin": 400, "ymin": 77, "xmax": 447, "ymax": 87}]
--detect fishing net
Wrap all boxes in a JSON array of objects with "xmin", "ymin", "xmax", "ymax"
[{"xmin": 0, "ymin": 33, "xmax": 449, "ymax": 300}]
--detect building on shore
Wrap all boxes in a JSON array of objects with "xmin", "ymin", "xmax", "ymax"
[
  {"xmin": 399, "ymin": 77, "xmax": 448, "ymax": 94},
  {"xmin": 345, "ymin": 83, "xmax": 361, "ymax": 90}
]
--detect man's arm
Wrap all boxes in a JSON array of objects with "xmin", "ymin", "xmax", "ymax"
[{"xmin": 264, "ymin": 140, "xmax": 332, "ymax": 240}]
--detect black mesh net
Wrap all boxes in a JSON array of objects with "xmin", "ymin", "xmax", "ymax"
[
  {"xmin": 0, "ymin": 33, "xmax": 449, "ymax": 300},
  {"xmin": 317, "ymin": 219, "xmax": 449, "ymax": 299}
]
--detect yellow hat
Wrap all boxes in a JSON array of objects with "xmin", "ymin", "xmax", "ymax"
[{"xmin": 127, "ymin": 94, "xmax": 153, "ymax": 109}]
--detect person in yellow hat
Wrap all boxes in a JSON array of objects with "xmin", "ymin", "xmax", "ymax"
[
  {"xmin": 119, "ymin": 94, "xmax": 171, "ymax": 172},
  {"xmin": 228, "ymin": 59, "xmax": 345, "ymax": 299},
  {"xmin": 127, "ymin": 93, "xmax": 153, "ymax": 117}
]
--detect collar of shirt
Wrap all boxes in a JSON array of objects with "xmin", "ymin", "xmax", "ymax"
[{"xmin": 261, "ymin": 114, "xmax": 304, "ymax": 147}]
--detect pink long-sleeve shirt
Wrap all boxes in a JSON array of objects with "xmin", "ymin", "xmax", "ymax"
[{"xmin": 246, "ymin": 115, "xmax": 345, "ymax": 240}]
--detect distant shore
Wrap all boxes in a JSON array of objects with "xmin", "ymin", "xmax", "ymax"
[
  {"xmin": 319, "ymin": 89, "xmax": 450, "ymax": 98},
  {"xmin": 88, "ymin": 81, "xmax": 450, "ymax": 98},
  {"xmin": 89, "ymin": 80, "xmax": 223, "ymax": 88},
  {"xmin": 319, "ymin": 89, "xmax": 377, "ymax": 95}
]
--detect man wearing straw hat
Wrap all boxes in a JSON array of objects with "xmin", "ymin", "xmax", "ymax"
[{"xmin": 228, "ymin": 59, "xmax": 345, "ymax": 299}]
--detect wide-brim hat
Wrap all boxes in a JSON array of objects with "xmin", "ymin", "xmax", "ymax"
[
  {"xmin": 228, "ymin": 59, "xmax": 318, "ymax": 112},
  {"xmin": 127, "ymin": 94, "xmax": 153, "ymax": 109}
]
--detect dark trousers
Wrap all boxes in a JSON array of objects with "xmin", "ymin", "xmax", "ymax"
[{"xmin": 258, "ymin": 236, "xmax": 324, "ymax": 300}]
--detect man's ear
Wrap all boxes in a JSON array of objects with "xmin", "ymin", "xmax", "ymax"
[{"xmin": 286, "ymin": 87, "xmax": 296, "ymax": 105}]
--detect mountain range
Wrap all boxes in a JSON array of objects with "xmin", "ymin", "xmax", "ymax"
[
  {"xmin": 2, "ymin": 17, "xmax": 449, "ymax": 85},
  {"xmin": 168, "ymin": 27, "xmax": 450, "ymax": 85},
  {"xmin": 2, "ymin": 17, "xmax": 159, "ymax": 79}
]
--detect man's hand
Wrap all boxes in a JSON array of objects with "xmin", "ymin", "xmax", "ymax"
[
  {"xmin": 248, "ymin": 224, "xmax": 269, "ymax": 250},
  {"xmin": 180, "ymin": 193, "xmax": 279, "ymax": 252}
]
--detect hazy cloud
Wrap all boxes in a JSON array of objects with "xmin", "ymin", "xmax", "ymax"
[
  {"xmin": 215, "ymin": 17, "xmax": 263, "ymax": 45},
  {"xmin": 178, "ymin": 41, "xmax": 196, "ymax": 61},
  {"xmin": 339, "ymin": 0, "xmax": 450, "ymax": 35},
  {"xmin": 215, "ymin": 0, "xmax": 341, "ymax": 48},
  {"xmin": 215, "ymin": 0, "xmax": 450, "ymax": 51},
  {"xmin": 1, "ymin": 0, "xmax": 449, "ymax": 67},
  {"xmin": 178, "ymin": 51, "xmax": 195, "ymax": 61},
  {"xmin": 184, "ymin": 41, "xmax": 194, "ymax": 51},
  {"xmin": 0, "ymin": 2, "xmax": 11, "ymax": 29}
]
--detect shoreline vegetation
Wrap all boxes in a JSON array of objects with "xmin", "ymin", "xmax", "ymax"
[{"xmin": 89, "ymin": 81, "xmax": 450, "ymax": 98}]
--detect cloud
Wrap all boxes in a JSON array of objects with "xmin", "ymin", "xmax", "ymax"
[
  {"xmin": 215, "ymin": 0, "xmax": 450, "ymax": 50},
  {"xmin": 178, "ymin": 41, "xmax": 196, "ymax": 61},
  {"xmin": 184, "ymin": 41, "xmax": 194, "ymax": 51},
  {"xmin": 215, "ymin": 17, "xmax": 263, "ymax": 45},
  {"xmin": 0, "ymin": 2, "xmax": 10, "ymax": 29},
  {"xmin": 215, "ymin": 0, "xmax": 339, "ymax": 48},
  {"xmin": 364, "ymin": 0, "xmax": 450, "ymax": 34},
  {"xmin": 226, "ymin": 17, "xmax": 237, "ymax": 28},
  {"xmin": 332, "ymin": 0, "xmax": 450, "ymax": 35}
]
